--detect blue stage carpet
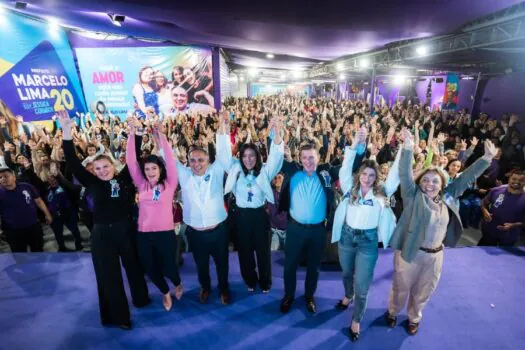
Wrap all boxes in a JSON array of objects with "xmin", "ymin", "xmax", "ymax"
[{"xmin": 0, "ymin": 248, "xmax": 524, "ymax": 350}]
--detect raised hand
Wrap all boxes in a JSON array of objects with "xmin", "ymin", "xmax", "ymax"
[
  {"xmin": 483, "ymin": 139, "xmax": 498, "ymax": 159},
  {"xmin": 401, "ymin": 127, "xmax": 414, "ymax": 145},
  {"xmin": 460, "ymin": 139, "xmax": 468, "ymax": 151},
  {"xmin": 56, "ymin": 110, "xmax": 74, "ymax": 130}
]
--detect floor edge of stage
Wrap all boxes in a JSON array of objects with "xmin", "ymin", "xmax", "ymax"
[{"xmin": 1, "ymin": 247, "xmax": 524, "ymax": 350}]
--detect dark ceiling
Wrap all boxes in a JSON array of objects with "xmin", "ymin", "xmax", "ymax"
[{"xmin": 4, "ymin": 0, "xmax": 523, "ymax": 70}]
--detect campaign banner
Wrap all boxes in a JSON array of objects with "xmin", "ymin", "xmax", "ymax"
[
  {"xmin": 250, "ymin": 83, "xmax": 310, "ymax": 97},
  {"xmin": 442, "ymin": 73, "xmax": 460, "ymax": 110},
  {"xmin": 0, "ymin": 12, "xmax": 87, "ymax": 123},
  {"xmin": 75, "ymin": 46, "xmax": 214, "ymax": 119}
]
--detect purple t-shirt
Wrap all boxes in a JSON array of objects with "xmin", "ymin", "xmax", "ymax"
[
  {"xmin": 481, "ymin": 185, "xmax": 525, "ymax": 241},
  {"xmin": 0, "ymin": 182, "xmax": 40, "ymax": 229}
]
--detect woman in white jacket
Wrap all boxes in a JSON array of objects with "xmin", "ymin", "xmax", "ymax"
[
  {"xmin": 217, "ymin": 117, "xmax": 284, "ymax": 293},
  {"xmin": 331, "ymin": 126, "xmax": 400, "ymax": 341}
]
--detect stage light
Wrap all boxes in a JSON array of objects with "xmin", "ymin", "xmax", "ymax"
[
  {"xmin": 393, "ymin": 75, "xmax": 406, "ymax": 85},
  {"xmin": 47, "ymin": 17, "xmax": 60, "ymax": 32},
  {"xmin": 240, "ymin": 76, "xmax": 245, "ymax": 82},
  {"xmin": 108, "ymin": 13, "xmax": 125, "ymax": 27},
  {"xmin": 266, "ymin": 53, "xmax": 274, "ymax": 59},
  {"xmin": 339, "ymin": 74, "xmax": 346, "ymax": 81},
  {"xmin": 416, "ymin": 45, "xmax": 429, "ymax": 57},
  {"xmin": 336, "ymin": 62, "xmax": 344, "ymax": 71},
  {"xmin": 248, "ymin": 68, "xmax": 259, "ymax": 77},
  {"xmin": 359, "ymin": 58, "xmax": 370, "ymax": 68},
  {"xmin": 292, "ymin": 70, "xmax": 303, "ymax": 79},
  {"xmin": 15, "ymin": 2, "xmax": 27, "ymax": 10},
  {"xmin": 280, "ymin": 73, "xmax": 287, "ymax": 80}
]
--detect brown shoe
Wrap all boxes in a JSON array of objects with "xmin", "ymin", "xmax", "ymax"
[
  {"xmin": 220, "ymin": 291, "xmax": 231, "ymax": 305},
  {"xmin": 407, "ymin": 322, "xmax": 419, "ymax": 335},
  {"xmin": 199, "ymin": 289, "xmax": 210, "ymax": 304},
  {"xmin": 385, "ymin": 312, "xmax": 397, "ymax": 328}
]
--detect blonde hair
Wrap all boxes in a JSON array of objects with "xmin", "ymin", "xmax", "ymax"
[
  {"xmin": 349, "ymin": 160, "xmax": 385, "ymax": 205},
  {"xmin": 0, "ymin": 99, "xmax": 20, "ymax": 141}
]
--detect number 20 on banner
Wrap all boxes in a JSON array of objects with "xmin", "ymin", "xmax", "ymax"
[{"xmin": 50, "ymin": 89, "xmax": 74, "ymax": 111}]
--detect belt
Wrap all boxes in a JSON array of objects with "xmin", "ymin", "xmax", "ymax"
[
  {"xmin": 345, "ymin": 225, "xmax": 377, "ymax": 236},
  {"xmin": 419, "ymin": 245, "xmax": 444, "ymax": 254},
  {"xmin": 289, "ymin": 217, "xmax": 324, "ymax": 229}
]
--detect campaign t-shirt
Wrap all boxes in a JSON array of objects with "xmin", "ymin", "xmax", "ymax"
[
  {"xmin": 481, "ymin": 185, "xmax": 525, "ymax": 241},
  {"xmin": 0, "ymin": 182, "xmax": 40, "ymax": 230}
]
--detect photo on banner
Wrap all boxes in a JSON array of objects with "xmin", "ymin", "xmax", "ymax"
[
  {"xmin": 250, "ymin": 83, "xmax": 310, "ymax": 97},
  {"xmin": 75, "ymin": 46, "xmax": 215, "ymax": 120},
  {"xmin": 442, "ymin": 73, "xmax": 460, "ymax": 111},
  {"xmin": 0, "ymin": 11, "xmax": 87, "ymax": 134}
]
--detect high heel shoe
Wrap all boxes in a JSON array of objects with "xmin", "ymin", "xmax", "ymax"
[
  {"xmin": 349, "ymin": 327, "xmax": 360, "ymax": 342},
  {"xmin": 174, "ymin": 284, "xmax": 184, "ymax": 301},
  {"xmin": 163, "ymin": 293, "xmax": 173, "ymax": 311}
]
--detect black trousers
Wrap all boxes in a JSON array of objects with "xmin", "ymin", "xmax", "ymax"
[
  {"xmin": 284, "ymin": 219, "xmax": 326, "ymax": 298},
  {"xmin": 91, "ymin": 220, "xmax": 150, "ymax": 325},
  {"xmin": 186, "ymin": 221, "xmax": 229, "ymax": 293},
  {"xmin": 137, "ymin": 230, "xmax": 181, "ymax": 294},
  {"xmin": 50, "ymin": 210, "xmax": 83, "ymax": 249},
  {"xmin": 235, "ymin": 206, "xmax": 272, "ymax": 290},
  {"xmin": 5, "ymin": 224, "xmax": 44, "ymax": 252}
]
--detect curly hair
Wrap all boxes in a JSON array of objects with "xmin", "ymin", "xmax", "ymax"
[{"xmin": 349, "ymin": 159, "xmax": 385, "ymax": 205}]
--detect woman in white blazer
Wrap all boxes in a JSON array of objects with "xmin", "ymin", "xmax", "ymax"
[
  {"xmin": 331, "ymin": 127, "xmax": 400, "ymax": 342},
  {"xmin": 217, "ymin": 117, "xmax": 284, "ymax": 293}
]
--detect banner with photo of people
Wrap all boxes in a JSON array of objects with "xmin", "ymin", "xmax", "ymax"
[
  {"xmin": 75, "ymin": 46, "xmax": 215, "ymax": 119},
  {"xmin": 250, "ymin": 83, "xmax": 311, "ymax": 97},
  {"xmin": 0, "ymin": 12, "xmax": 87, "ymax": 125},
  {"xmin": 442, "ymin": 73, "xmax": 460, "ymax": 111}
]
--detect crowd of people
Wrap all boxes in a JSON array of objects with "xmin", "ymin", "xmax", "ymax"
[{"xmin": 0, "ymin": 94, "xmax": 524, "ymax": 340}]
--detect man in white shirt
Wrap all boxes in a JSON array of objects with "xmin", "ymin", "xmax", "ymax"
[{"xmin": 175, "ymin": 112, "xmax": 232, "ymax": 304}]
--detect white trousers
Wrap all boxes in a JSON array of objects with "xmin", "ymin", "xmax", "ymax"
[{"xmin": 388, "ymin": 249, "xmax": 443, "ymax": 323}]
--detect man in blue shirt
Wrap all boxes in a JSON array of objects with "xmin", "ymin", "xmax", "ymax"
[{"xmin": 278, "ymin": 132, "xmax": 366, "ymax": 313}]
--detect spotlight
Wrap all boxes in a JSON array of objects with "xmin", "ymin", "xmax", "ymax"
[
  {"xmin": 266, "ymin": 53, "xmax": 274, "ymax": 59},
  {"xmin": 108, "ymin": 13, "xmax": 125, "ymax": 27},
  {"xmin": 280, "ymin": 73, "xmax": 287, "ymax": 80},
  {"xmin": 393, "ymin": 75, "xmax": 406, "ymax": 85},
  {"xmin": 336, "ymin": 62, "xmax": 344, "ymax": 71},
  {"xmin": 240, "ymin": 76, "xmax": 245, "ymax": 82},
  {"xmin": 416, "ymin": 45, "xmax": 429, "ymax": 57},
  {"xmin": 292, "ymin": 70, "xmax": 302, "ymax": 79},
  {"xmin": 248, "ymin": 68, "xmax": 259, "ymax": 77},
  {"xmin": 15, "ymin": 2, "xmax": 27, "ymax": 10},
  {"xmin": 339, "ymin": 74, "xmax": 346, "ymax": 80},
  {"xmin": 48, "ymin": 17, "xmax": 59, "ymax": 31},
  {"xmin": 359, "ymin": 58, "xmax": 370, "ymax": 69}
]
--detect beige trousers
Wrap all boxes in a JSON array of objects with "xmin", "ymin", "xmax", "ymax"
[{"xmin": 388, "ymin": 249, "xmax": 443, "ymax": 323}]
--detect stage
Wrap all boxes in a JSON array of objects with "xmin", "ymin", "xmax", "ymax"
[{"xmin": 0, "ymin": 248, "xmax": 524, "ymax": 350}]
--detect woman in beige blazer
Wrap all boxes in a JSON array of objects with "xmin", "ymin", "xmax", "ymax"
[{"xmin": 385, "ymin": 128, "xmax": 497, "ymax": 335}]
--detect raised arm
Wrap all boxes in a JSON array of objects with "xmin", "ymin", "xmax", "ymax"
[
  {"xmin": 399, "ymin": 128, "xmax": 417, "ymax": 200},
  {"xmin": 155, "ymin": 123, "xmax": 178, "ymax": 186},
  {"xmin": 215, "ymin": 110, "xmax": 234, "ymax": 172},
  {"xmin": 383, "ymin": 146, "xmax": 401, "ymax": 197},
  {"xmin": 125, "ymin": 117, "xmax": 146, "ymax": 188},
  {"xmin": 339, "ymin": 126, "xmax": 367, "ymax": 194},
  {"xmin": 445, "ymin": 140, "xmax": 496, "ymax": 199},
  {"xmin": 57, "ymin": 111, "xmax": 97, "ymax": 187},
  {"xmin": 263, "ymin": 117, "xmax": 284, "ymax": 180}
]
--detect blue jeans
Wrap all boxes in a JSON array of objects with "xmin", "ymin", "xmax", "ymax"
[{"xmin": 338, "ymin": 224, "xmax": 379, "ymax": 323}]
